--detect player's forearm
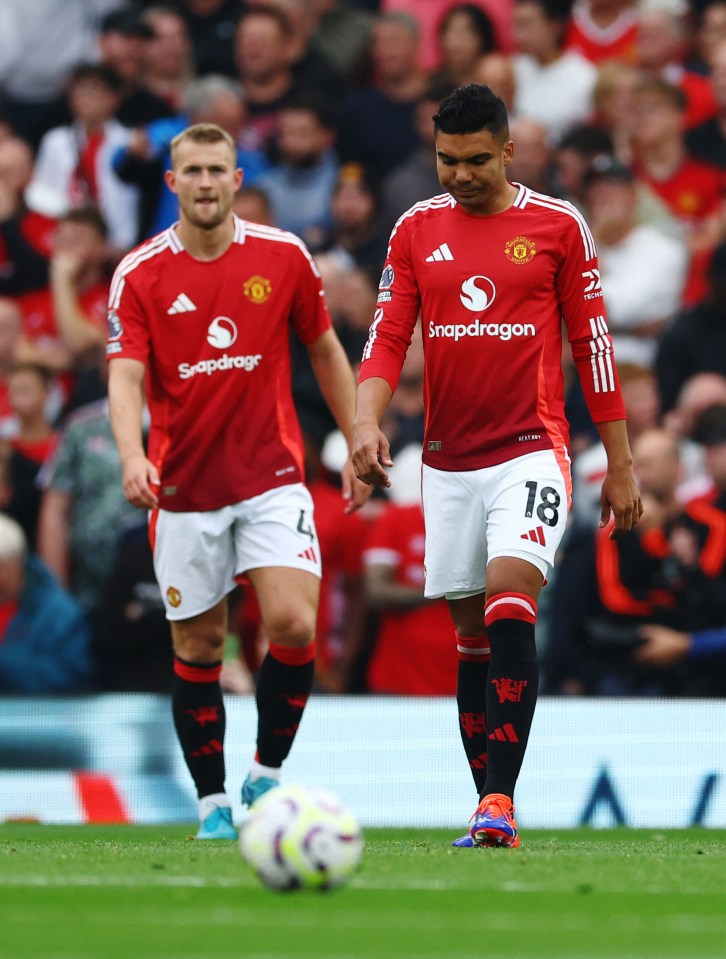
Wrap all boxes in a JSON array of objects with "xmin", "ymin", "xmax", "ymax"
[
  {"xmin": 108, "ymin": 361, "xmax": 147, "ymax": 463},
  {"xmin": 354, "ymin": 377, "xmax": 394, "ymax": 431},
  {"xmin": 596, "ymin": 420, "xmax": 633, "ymax": 469}
]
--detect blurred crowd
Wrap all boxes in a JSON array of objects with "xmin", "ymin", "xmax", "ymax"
[{"xmin": 1, "ymin": 0, "xmax": 726, "ymax": 697}]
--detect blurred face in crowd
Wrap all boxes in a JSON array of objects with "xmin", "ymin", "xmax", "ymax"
[
  {"xmin": 507, "ymin": 118, "xmax": 550, "ymax": 188},
  {"xmin": 621, "ymin": 373, "xmax": 660, "ymax": 437},
  {"xmin": 7, "ymin": 368, "xmax": 49, "ymax": 421},
  {"xmin": 584, "ymin": 177, "xmax": 636, "ymax": 241},
  {"xmin": 637, "ymin": 11, "xmax": 682, "ymax": 71},
  {"xmin": 697, "ymin": 3, "xmax": 726, "ymax": 67},
  {"xmin": 632, "ymin": 430, "xmax": 681, "ymax": 502},
  {"xmin": 0, "ymin": 554, "xmax": 24, "ymax": 604},
  {"xmin": 166, "ymin": 137, "xmax": 241, "ymax": 230},
  {"xmin": 277, "ymin": 108, "xmax": 333, "ymax": 166},
  {"xmin": 513, "ymin": 1, "xmax": 563, "ymax": 61},
  {"xmin": 69, "ymin": 77, "xmax": 121, "ymax": 129},
  {"xmin": 631, "ymin": 90, "xmax": 683, "ymax": 149},
  {"xmin": 332, "ymin": 177, "xmax": 376, "ymax": 230},
  {"xmin": 99, "ymin": 30, "xmax": 147, "ymax": 82},
  {"xmin": 145, "ymin": 12, "xmax": 191, "ymax": 79},
  {"xmin": 439, "ymin": 9, "xmax": 488, "ymax": 75},
  {"xmin": 232, "ymin": 188, "xmax": 273, "ymax": 225},
  {"xmin": 709, "ymin": 43, "xmax": 726, "ymax": 111},
  {"xmin": 53, "ymin": 219, "xmax": 108, "ymax": 270},
  {"xmin": 196, "ymin": 93, "xmax": 244, "ymax": 140},
  {"xmin": 235, "ymin": 13, "xmax": 290, "ymax": 81},
  {"xmin": 372, "ymin": 18, "xmax": 419, "ymax": 83}
]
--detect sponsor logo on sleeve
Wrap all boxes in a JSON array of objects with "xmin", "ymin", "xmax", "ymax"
[{"xmin": 582, "ymin": 269, "xmax": 602, "ymax": 299}]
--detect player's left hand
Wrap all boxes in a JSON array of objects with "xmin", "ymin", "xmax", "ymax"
[
  {"xmin": 341, "ymin": 459, "xmax": 373, "ymax": 513},
  {"xmin": 599, "ymin": 465, "xmax": 643, "ymax": 540}
]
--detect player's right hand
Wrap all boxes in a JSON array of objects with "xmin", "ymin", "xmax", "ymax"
[
  {"xmin": 352, "ymin": 423, "xmax": 393, "ymax": 489},
  {"xmin": 121, "ymin": 454, "xmax": 159, "ymax": 509}
]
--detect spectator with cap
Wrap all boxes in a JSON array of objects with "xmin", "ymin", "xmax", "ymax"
[
  {"xmin": 0, "ymin": 512, "xmax": 94, "ymax": 693},
  {"xmin": 582, "ymin": 154, "xmax": 687, "ymax": 368}
]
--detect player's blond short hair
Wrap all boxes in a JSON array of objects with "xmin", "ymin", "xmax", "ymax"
[{"xmin": 170, "ymin": 123, "xmax": 237, "ymax": 167}]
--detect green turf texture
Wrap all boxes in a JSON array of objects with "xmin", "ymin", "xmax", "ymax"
[{"xmin": 1, "ymin": 825, "xmax": 724, "ymax": 959}]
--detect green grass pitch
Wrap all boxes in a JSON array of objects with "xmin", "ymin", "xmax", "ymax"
[{"xmin": 1, "ymin": 825, "xmax": 725, "ymax": 959}]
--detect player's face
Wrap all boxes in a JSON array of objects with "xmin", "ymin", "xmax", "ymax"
[
  {"xmin": 166, "ymin": 140, "xmax": 242, "ymax": 230},
  {"xmin": 436, "ymin": 128, "xmax": 513, "ymax": 215}
]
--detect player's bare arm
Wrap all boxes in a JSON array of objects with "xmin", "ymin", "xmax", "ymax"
[
  {"xmin": 596, "ymin": 419, "xmax": 643, "ymax": 540},
  {"xmin": 108, "ymin": 356, "xmax": 159, "ymax": 510},
  {"xmin": 352, "ymin": 377, "xmax": 394, "ymax": 489},
  {"xmin": 306, "ymin": 328, "xmax": 372, "ymax": 512}
]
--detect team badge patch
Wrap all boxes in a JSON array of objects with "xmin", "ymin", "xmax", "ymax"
[
  {"xmin": 107, "ymin": 309, "xmax": 123, "ymax": 341},
  {"xmin": 243, "ymin": 275, "xmax": 272, "ymax": 304},
  {"xmin": 379, "ymin": 265, "xmax": 395, "ymax": 289},
  {"xmin": 166, "ymin": 586, "xmax": 182, "ymax": 608},
  {"xmin": 504, "ymin": 236, "xmax": 536, "ymax": 264}
]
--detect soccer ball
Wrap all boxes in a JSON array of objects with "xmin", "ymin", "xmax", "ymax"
[{"xmin": 240, "ymin": 784, "xmax": 364, "ymax": 892}]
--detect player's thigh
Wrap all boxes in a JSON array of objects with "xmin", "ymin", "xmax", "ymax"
[
  {"xmin": 246, "ymin": 566, "xmax": 320, "ymax": 647},
  {"xmin": 421, "ymin": 464, "xmax": 488, "ymax": 599},
  {"xmin": 485, "ymin": 449, "xmax": 571, "ymax": 581},
  {"xmin": 152, "ymin": 507, "xmax": 236, "ymax": 621},
  {"xmin": 170, "ymin": 597, "xmax": 228, "ymax": 661}
]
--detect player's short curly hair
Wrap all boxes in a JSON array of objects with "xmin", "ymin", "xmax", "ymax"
[{"xmin": 433, "ymin": 83, "xmax": 509, "ymax": 139}]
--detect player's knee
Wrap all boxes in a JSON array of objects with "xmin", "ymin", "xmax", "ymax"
[
  {"xmin": 265, "ymin": 607, "xmax": 316, "ymax": 648},
  {"xmin": 172, "ymin": 624, "xmax": 226, "ymax": 662}
]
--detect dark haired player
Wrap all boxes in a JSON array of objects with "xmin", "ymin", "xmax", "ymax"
[{"xmin": 353, "ymin": 84, "xmax": 641, "ymax": 847}]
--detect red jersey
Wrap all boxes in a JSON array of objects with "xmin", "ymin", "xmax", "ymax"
[
  {"xmin": 632, "ymin": 157, "xmax": 725, "ymax": 225},
  {"xmin": 107, "ymin": 216, "xmax": 331, "ymax": 511},
  {"xmin": 359, "ymin": 185, "xmax": 625, "ymax": 472},
  {"xmin": 564, "ymin": 3, "xmax": 638, "ymax": 65},
  {"xmin": 363, "ymin": 502, "xmax": 456, "ymax": 696},
  {"xmin": 19, "ymin": 282, "xmax": 109, "ymax": 343}
]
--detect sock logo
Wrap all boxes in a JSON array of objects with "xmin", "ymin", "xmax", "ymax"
[
  {"xmin": 488, "ymin": 723, "xmax": 519, "ymax": 742},
  {"xmin": 190, "ymin": 738, "xmax": 223, "ymax": 756},
  {"xmin": 459, "ymin": 712, "xmax": 487, "ymax": 739},
  {"xmin": 491, "ymin": 678, "xmax": 528, "ymax": 704},
  {"xmin": 283, "ymin": 694, "xmax": 309, "ymax": 710},
  {"xmin": 185, "ymin": 705, "xmax": 220, "ymax": 726},
  {"xmin": 470, "ymin": 751, "xmax": 488, "ymax": 769}
]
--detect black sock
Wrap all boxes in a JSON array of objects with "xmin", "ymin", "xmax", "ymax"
[
  {"xmin": 171, "ymin": 657, "xmax": 226, "ymax": 799},
  {"xmin": 255, "ymin": 643, "xmax": 315, "ymax": 768},
  {"xmin": 482, "ymin": 594, "xmax": 539, "ymax": 800},
  {"xmin": 455, "ymin": 632, "xmax": 491, "ymax": 797}
]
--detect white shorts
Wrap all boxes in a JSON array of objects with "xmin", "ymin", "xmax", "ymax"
[
  {"xmin": 151, "ymin": 483, "xmax": 321, "ymax": 620},
  {"xmin": 422, "ymin": 449, "xmax": 571, "ymax": 600}
]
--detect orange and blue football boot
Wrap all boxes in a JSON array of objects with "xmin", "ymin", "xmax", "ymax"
[{"xmin": 469, "ymin": 793, "xmax": 520, "ymax": 848}]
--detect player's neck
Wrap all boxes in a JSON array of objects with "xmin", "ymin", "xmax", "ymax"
[{"xmin": 175, "ymin": 217, "xmax": 235, "ymax": 261}]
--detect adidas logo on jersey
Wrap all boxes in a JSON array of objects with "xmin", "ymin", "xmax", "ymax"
[
  {"xmin": 167, "ymin": 293, "xmax": 197, "ymax": 314},
  {"xmin": 425, "ymin": 243, "xmax": 454, "ymax": 262},
  {"xmin": 521, "ymin": 526, "xmax": 546, "ymax": 546}
]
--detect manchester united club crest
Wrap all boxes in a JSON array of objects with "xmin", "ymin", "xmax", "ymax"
[
  {"xmin": 166, "ymin": 586, "xmax": 182, "ymax": 608},
  {"xmin": 504, "ymin": 236, "xmax": 536, "ymax": 264},
  {"xmin": 243, "ymin": 275, "xmax": 272, "ymax": 304}
]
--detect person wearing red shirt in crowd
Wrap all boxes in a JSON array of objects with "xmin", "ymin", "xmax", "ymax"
[
  {"xmin": 362, "ymin": 444, "xmax": 457, "ymax": 696},
  {"xmin": 107, "ymin": 123, "xmax": 370, "ymax": 841},
  {"xmin": 17, "ymin": 208, "xmax": 111, "ymax": 415},
  {"xmin": 353, "ymin": 83, "xmax": 641, "ymax": 848},
  {"xmin": 565, "ymin": 0, "xmax": 639, "ymax": 65}
]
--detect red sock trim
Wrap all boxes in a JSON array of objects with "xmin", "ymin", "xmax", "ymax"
[
  {"xmin": 484, "ymin": 592, "xmax": 537, "ymax": 627},
  {"xmin": 268, "ymin": 641, "xmax": 316, "ymax": 666},
  {"xmin": 455, "ymin": 631, "xmax": 491, "ymax": 662},
  {"xmin": 173, "ymin": 657, "xmax": 223, "ymax": 683}
]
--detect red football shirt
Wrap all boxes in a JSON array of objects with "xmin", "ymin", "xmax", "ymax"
[
  {"xmin": 363, "ymin": 502, "xmax": 456, "ymax": 696},
  {"xmin": 359, "ymin": 185, "xmax": 625, "ymax": 472},
  {"xmin": 564, "ymin": 4, "xmax": 638, "ymax": 65},
  {"xmin": 632, "ymin": 157, "xmax": 725, "ymax": 224},
  {"xmin": 107, "ymin": 217, "xmax": 332, "ymax": 511}
]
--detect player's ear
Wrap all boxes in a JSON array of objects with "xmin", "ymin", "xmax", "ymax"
[
  {"xmin": 503, "ymin": 139, "xmax": 514, "ymax": 167},
  {"xmin": 235, "ymin": 168, "xmax": 243, "ymax": 191},
  {"xmin": 164, "ymin": 168, "xmax": 177, "ymax": 193}
]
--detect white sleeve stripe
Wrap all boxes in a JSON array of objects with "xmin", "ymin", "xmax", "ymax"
[
  {"xmin": 387, "ymin": 194, "xmax": 455, "ymax": 250},
  {"xmin": 524, "ymin": 193, "xmax": 596, "ymax": 261},
  {"xmin": 109, "ymin": 234, "xmax": 169, "ymax": 308},
  {"xmin": 245, "ymin": 226, "xmax": 321, "ymax": 277},
  {"xmin": 587, "ymin": 315, "xmax": 616, "ymax": 393}
]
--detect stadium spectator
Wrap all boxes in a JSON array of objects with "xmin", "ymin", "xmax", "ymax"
[
  {"xmin": 513, "ymin": 0, "xmax": 598, "ymax": 144},
  {"xmin": 16, "ymin": 207, "xmax": 111, "ymax": 415},
  {"xmin": 232, "ymin": 184, "xmax": 274, "ymax": 225},
  {"xmin": 353, "ymin": 84, "xmax": 640, "ymax": 847},
  {"xmin": 582, "ymin": 155, "xmax": 688, "ymax": 368},
  {"xmin": 635, "ymin": 1, "xmax": 718, "ymax": 129},
  {"xmin": 25, "ymin": 63, "xmax": 140, "ymax": 253},
  {"xmin": 323, "ymin": 164, "xmax": 388, "ymax": 284},
  {"xmin": 692, "ymin": 402, "xmax": 726, "ymax": 511},
  {"xmin": 656, "ymin": 243, "xmax": 726, "ymax": 413},
  {"xmin": 380, "ymin": 79, "xmax": 454, "ymax": 236},
  {"xmin": 36, "ymin": 395, "xmax": 142, "ymax": 626},
  {"xmin": 686, "ymin": 40, "xmax": 726, "ymax": 169},
  {"xmin": 507, "ymin": 117, "xmax": 558, "ymax": 194},
  {"xmin": 336, "ymin": 12, "xmax": 427, "ymax": 179},
  {"xmin": 257, "ymin": 93, "xmax": 339, "ymax": 250},
  {"xmin": 564, "ymin": 0, "xmax": 639, "ymax": 65},
  {"xmin": 691, "ymin": 0, "xmax": 726, "ymax": 74},
  {"xmin": 3, "ymin": 362, "xmax": 56, "ymax": 549},
  {"xmin": 307, "ymin": 0, "xmax": 375, "ymax": 87},
  {"xmin": 172, "ymin": 0, "xmax": 246, "ymax": 79},
  {"xmin": 431, "ymin": 4, "xmax": 498, "ymax": 89},
  {"xmin": 106, "ymin": 122, "xmax": 370, "ymax": 840},
  {"xmin": 113, "ymin": 73, "xmax": 269, "ymax": 242},
  {"xmin": 591, "ymin": 60, "xmax": 641, "ymax": 164},
  {"xmin": 0, "ymin": 136, "xmax": 56, "ymax": 298},
  {"xmin": 473, "ymin": 52, "xmax": 517, "ymax": 114},
  {"xmin": 0, "ymin": 511, "xmax": 94, "ymax": 693},
  {"xmin": 140, "ymin": 6, "xmax": 195, "ymax": 113},
  {"xmin": 362, "ymin": 444, "xmax": 457, "ymax": 695}
]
